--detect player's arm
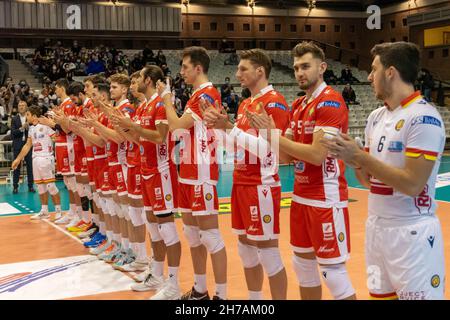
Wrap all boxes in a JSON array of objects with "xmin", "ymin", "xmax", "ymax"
[
  {"xmin": 11, "ymin": 137, "xmax": 32, "ymax": 170},
  {"xmin": 115, "ymin": 125, "xmax": 141, "ymax": 146},
  {"xmin": 72, "ymin": 124, "xmax": 106, "ymax": 147},
  {"xmin": 277, "ymin": 130, "xmax": 328, "ymax": 166},
  {"xmin": 134, "ymin": 122, "xmax": 168, "ymax": 145},
  {"xmin": 92, "ymin": 120, "xmax": 125, "ymax": 144}
]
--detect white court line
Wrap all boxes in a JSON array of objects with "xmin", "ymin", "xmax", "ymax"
[{"xmin": 42, "ymin": 219, "xmax": 83, "ymax": 244}]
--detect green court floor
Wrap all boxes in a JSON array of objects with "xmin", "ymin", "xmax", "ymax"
[{"xmin": 1, "ymin": 156, "xmax": 450, "ymax": 217}]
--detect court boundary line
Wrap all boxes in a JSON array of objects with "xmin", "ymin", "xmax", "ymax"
[{"xmin": 42, "ymin": 219, "xmax": 84, "ymax": 244}]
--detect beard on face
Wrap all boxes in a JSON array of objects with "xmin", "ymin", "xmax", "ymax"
[{"xmin": 298, "ymin": 77, "xmax": 318, "ymax": 91}]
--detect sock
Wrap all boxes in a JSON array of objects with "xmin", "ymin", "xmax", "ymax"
[
  {"xmin": 168, "ymin": 266, "xmax": 179, "ymax": 285},
  {"xmin": 41, "ymin": 205, "xmax": 48, "ymax": 213},
  {"xmin": 76, "ymin": 205, "xmax": 82, "ymax": 219},
  {"xmin": 106, "ymin": 230, "xmax": 114, "ymax": 241},
  {"xmin": 99, "ymin": 222, "xmax": 106, "ymax": 235},
  {"xmin": 249, "ymin": 290, "xmax": 263, "ymax": 300},
  {"xmin": 121, "ymin": 237, "xmax": 130, "ymax": 251},
  {"xmin": 69, "ymin": 203, "xmax": 76, "ymax": 217},
  {"xmin": 113, "ymin": 233, "xmax": 121, "ymax": 244},
  {"xmin": 215, "ymin": 283, "xmax": 227, "ymax": 300},
  {"xmin": 55, "ymin": 205, "xmax": 61, "ymax": 213},
  {"xmin": 82, "ymin": 211, "xmax": 90, "ymax": 223},
  {"xmin": 136, "ymin": 242, "xmax": 147, "ymax": 261},
  {"xmin": 153, "ymin": 260, "xmax": 164, "ymax": 277},
  {"xmin": 194, "ymin": 274, "xmax": 207, "ymax": 294}
]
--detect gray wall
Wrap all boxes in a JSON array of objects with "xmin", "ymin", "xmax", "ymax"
[{"xmin": 0, "ymin": 1, "xmax": 181, "ymax": 32}]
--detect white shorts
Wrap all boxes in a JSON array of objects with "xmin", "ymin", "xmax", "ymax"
[
  {"xmin": 366, "ymin": 215, "xmax": 445, "ymax": 300},
  {"xmin": 33, "ymin": 157, "xmax": 56, "ymax": 184}
]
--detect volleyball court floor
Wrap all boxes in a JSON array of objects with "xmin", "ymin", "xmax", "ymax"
[{"xmin": 1, "ymin": 157, "xmax": 450, "ymax": 300}]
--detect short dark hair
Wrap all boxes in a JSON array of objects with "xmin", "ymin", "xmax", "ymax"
[
  {"xmin": 182, "ymin": 46, "xmax": 210, "ymax": 73},
  {"xmin": 370, "ymin": 41, "xmax": 420, "ymax": 85},
  {"xmin": 55, "ymin": 78, "xmax": 70, "ymax": 92},
  {"xmin": 239, "ymin": 49, "xmax": 272, "ymax": 79},
  {"xmin": 109, "ymin": 73, "xmax": 131, "ymax": 87},
  {"xmin": 68, "ymin": 81, "xmax": 85, "ymax": 96},
  {"xmin": 28, "ymin": 105, "xmax": 42, "ymax": 117},
  {"xmin": 292, "ymin": 41, "xmax": 325, "ymax": 61},
  {"xmin": 142, "ymin": 65, "xmax": 165, "ymax": 88},
  {"xmin": 130, "ymin": 71, "xmax": 141, "ymax": 80},
  {"xmin": 84, "ymin": 74, "xmax": 105, "ymax": 85},
  {"xmin": 94, "ymin": 82, "xmax": 111, "ymax": 99}
]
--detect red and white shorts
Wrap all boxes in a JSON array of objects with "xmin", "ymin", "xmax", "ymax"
[
  {"xmin": 107, "ymin": 163, "xmax": 128, "ymax": 196},
  {"xmin": 127, "ymin": 165, "xmax": 142, "ymax": 200},
  {"xmin": 231, "ymin": 184, "xmax": 281, "ymax": 241},
  {"xmin": 94, "ymin": 157, "xmax": 108, "ymax": 193},
  {"xmin": 74, "ymin": 150, "xmax": 88, "ymax": 176},
  {"xmin": 178, "ymin": 182, "xmax": 218, "ymax": 216},
  {"xmin": 55, "ymin": 144, "xmax": 73, "ymax": 175},
  {"xmin": 87, "ymin": 158, "xmax": 95, "ymax": 186},
  {"xmin": 290, "ymin": 200, "xmax": 351, "ymax": 265},
  {"xmin": 142, "ymin": 167, "xmax": 178, "ymax": 215}
]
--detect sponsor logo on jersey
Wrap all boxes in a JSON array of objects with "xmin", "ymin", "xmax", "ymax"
[
  {"xmin": 431, "ymin": 274, "xmax": 440, "ymax": 288},
  {"xmin": 322, "ymin": 223, "xmax": 334, "ymax": 241},
  {"xmin": 205, "ymin": 193, "xmax": 212, "ymax": 201},
  {"xmin": 338, "ymin": 232, "xmax": 345, "ymax": 242},
  {"xmin": 154, "ymin": 187, "xmax": 162, "ymax": 200},
  {"xmin": 388, "ymin": 141, "xmax": 404, "ymax": 152},
  {"xmin": 263, "ymin": 215, "xmax": 272, "ymax": 224},
  {"xmin": 317, "ymin": 100, "xmax": 341, "ymax": 109},
  {"xmin": 412, "ymin": 115, "xmax": 442, "ymax": 127},
  {"xmin": 165, "ymin": 194, "xmax": 172, "ymax": 202},
  {"xmin": 295, "ymin": 161, "xmax": 305, "ymax": 173},
  {"xmin": 395, "ymin": 119, "xmax": 405, "ymax": 131},
  {"xmin": 140, "ymin": 145, "xmax": 144, "ymax": 155},
  {"xmin": 199, "ymin": 93, "xmax": 214, "ymax": 104},
  {"xmin": 267, "ymin": 102, "xmax": 287, "ymax": 111},
  {"xmin": 427, "ymin": 235, "xmax": 435, "ymax": 248}
]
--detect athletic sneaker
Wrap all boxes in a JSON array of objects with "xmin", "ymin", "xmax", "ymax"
[
  {"xmin": 52, "ymin": 211, "xmax": 63, "ymax": 222},
  {"xmin": 131, "ymin": 273, "xmax": 164, "ymax": 292},
  {"xmin": 132, "ymin": 261, "xmax": 153, "ymax": 283},
  {"xmin": 99, "ymin": 242, "xmax": 120, "ymax": 261},
  {"xmin": 68, "ymin": 221, "xmax": 92, "ymax": 233},
  {"xmin": 84, "ymin": 233, "xmax": 106, "ymax": 248},
  {"xmin": 120, "ymin": 259, "xmax": 148, "ymax": 272},
  {"xmin": 212, "ymin": 296, "xmax": 225, "ymax": 300},
  {"xmin": 54, "ymin": 214, "xmax": 71, "ymax": 225},
  {"xmin": 113, "ymin": 250, "xmax": 136, "ymax": 270},
  {"xmin": 77, "ymin": 227, "xmax": 98, "ymax": 239},
  {"xmin": 66, "ymin": 216, "xmax": 81, "ymax": 229},
  {"xmin": 150, "ymin": 280, "xmax": 181, "ymax": 300},
  {"xmin": 30, "ymin": 211, "xmax": 50, "ymax": 220},
  {"xmin": 89, "ymin": 239, "xmax": 110, "ymax": 255},
  {"xmin": 179, "ymin": 286, "xmax": 210, "ymax": 300}
]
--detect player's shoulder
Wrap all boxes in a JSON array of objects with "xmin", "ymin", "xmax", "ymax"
[
  {"xmin": 407, "ymin": 100, "xmax": 443, "ymax": 129},
  {"xmin": 263, "ymin": 90, "xmax": 288, "ymax": 110}
]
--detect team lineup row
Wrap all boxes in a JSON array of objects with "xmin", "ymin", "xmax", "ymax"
[{"xmin": 12, "ymin": 41, "xmax": 446, "ymax": 300}]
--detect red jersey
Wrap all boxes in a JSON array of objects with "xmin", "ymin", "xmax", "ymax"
[
  {"xmin": 287, "ymin": 82, "xmax": 349, "ymax": 207},
  {"xmin": 82, "ymin": 98, "xmax": 95, "ymax": 160},
  {"xmin": 55, "ymin": 97, "xmax": 75, "ymax": 144},
  {"xmin": 126, "ymin": 100, "xmax": 146, "ymax": 167},
  {"xmin": 233, "ymin": 85, "xmax": 290, "ymax": 186},
  {"xmin": 179, "ymin": 82, "xmax": 221, "ymax": 185},
  {"xmin": 139, "ymin": 93, "xmax": 174, "ymax": 176},
  {"xmin": 105, "ymin": 99, "xmax": 135, "ymax": 165},
  {"xmin": 93, "ymin": 111, "xmax": 108, "ymax": 159}
]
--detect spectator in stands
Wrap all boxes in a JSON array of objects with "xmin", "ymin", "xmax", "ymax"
[
  {"xmin": 219, "ymin": 38, "xmax": 235, "ymax": 53},
  {"xmin": 48, "ymin": 64, "xmax": 63, "ymax": 82},
  {"xmin": 86, "ymin": 54, "xmax": 106, "ymax": 75},
  {"xmin": 131, "ymin": 53, "xmax": 143, "ymax": 72},
  {"xmin": 418, "ymin": 68, "xmax": 434, "ymax": 102},
  {"xmin": 324, "ymin": 69, "xmax": 338, "ymax": 84},
  {"xmin": 11, "ymin": 100, "xmax": 34, "ymax": 194},
  {"xmin": 64, "ymin": 63, "xmax": 75, "ymax": 82},
  {"xmin": 342, "ymin": 83, "xmax": 358, "ymax": 105},
  {"xmin": 161, "ymin": 63, "xmax": 171, "ymax": 77},
  {"xmin": 156, "ymin": 50, "xmax": 167, "ymax": 66},
  {"xmin": 221, "ymin": 77, "xmax": 234, "ymax": 105},
  {"xmin": 71, "ymin": 40, "xmax": 81, "ymax": 55},
  {"xmin": 437, "ymin": 81, "xmax": 445, "ymax": 106},
  {"xmin": 142, "ymin": 43, "xmax": 154, "ymax": 64},
  {"xmin": 224, "ymin": 52, "xmax": 239, "ymax": 65},
  {"xmin": 340, "ymin": 65, "xmax": 359, "ymax": 84}
]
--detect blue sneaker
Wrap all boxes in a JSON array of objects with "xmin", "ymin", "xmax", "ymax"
[
  {"xmin": 84, "ymin": 233, "xmax": 106, "ymax": 248},
  {"xmin": 82, "ymin": 231, "xmax": 100, "ymax": 244}
]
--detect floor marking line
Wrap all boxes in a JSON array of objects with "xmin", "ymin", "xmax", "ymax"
[{"xmin": 42, "ymin": 219, "xmax": 83, "ymax": 245}]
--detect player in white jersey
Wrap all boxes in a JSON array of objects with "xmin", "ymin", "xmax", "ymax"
[
  {"xmin": 322, "ymin": 42, "xmax": 445, "ymax": 300},
  {"xmin": 12, "ymin": 106, "xmax": 62, "ymax": 220}
]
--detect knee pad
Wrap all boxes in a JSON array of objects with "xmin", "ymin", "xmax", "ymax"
[
  {"xmin": 81, "ymin": 196, "xmax": 90, "ymax": 212},
  {"xmin": 93, "ymin": 192, "xmax": 100, "ymax": 208},
  {"xmin": 129, "ymin": 207, "xmax": 145, "ymax": 227},
  {"xmin": 85, "ymin": 185, "xmax": 93, "ymax": 200},
  {"xmin": 120, "ymin": 204, "xmax": 130, "ymax": 221},
  {"xmin": 101, "ymin": 197, "xmax": 109, "ymax": 214},
  {"xmin": 47, "ymin": 182, "xmax": 59, "ymax": 196},
  {"xmin": 106, "ymin": 198, "xmax": 116, "ymax": 216},
  {"xmin": 158, "ymin": 222, "xmax": 180, "ymax": 247},
  {"xmin": 320, "ymin": 264, "xmax": 355, "ymax": 300},
  {"xmin": 37, "ymin": 184, "xmax": 47, "ymax": 195},
  {"xmin": 199, "ymin": 229, "xmax": 225, "ymax": 254},
  {"xmin": 183, "ymin": 225, "xmax": 202, "ymax": 248},
  {"xmin": 237, "ymin": 241, "xmax": 260, "ymax": 269},
  {"xmin": 257, "ymin": 247, "xmax": 285, "ymax": 277},
  {"xmin": 147, "ymin": 222, "xmax": 163, "ymax": 242},
  {"xmin": 76, "ymin": 183, "xmax": 85, "ymax": 197},
  {"xmin": 292, "ymin": 255, "xmax": 321, "ymax": 288},
  {"xmin": 63, "ymin": 176, "xmax": 76, "ymax": 191}
]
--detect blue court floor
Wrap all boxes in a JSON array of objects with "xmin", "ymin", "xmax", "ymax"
[{"xmin": 1, "ymin": 156, "xmax": 450, "ymax": 217}]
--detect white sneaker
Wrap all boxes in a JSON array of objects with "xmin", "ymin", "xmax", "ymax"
[
  {"xmin": 66, "ymin": 216, "xmax": 80, "ymax": 229},
  {"xmin": 150, "ymin": 280, "xmax": 181, "ymax": 300},
  {"xmin": 77, "ymin": 228, "xmax": 97, "ymax": 239},
  {"xmin": 133, "ymin": 259, "xmax": 153, "ymax": 282},
  {"xmin": 30, "ymin": 211, "xmax": 50, "ymax": 220},
  {"xmin": 53, "ymin": 211, "xmax": 62, "ymax": 221},
  {"xmin": 131, "ymin": 274, "xmax": 164, "ymax": 292},
  {"xmin": 55, "ymin": 215, "xmax": 71, "ymax": 225},
  {"xmin": 89, "ymin": 240, "xmax": 110, "ymax": 255},
  {"xmin": 120, "ymin": 260, "xmax": 148, "ymax": 272}
]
